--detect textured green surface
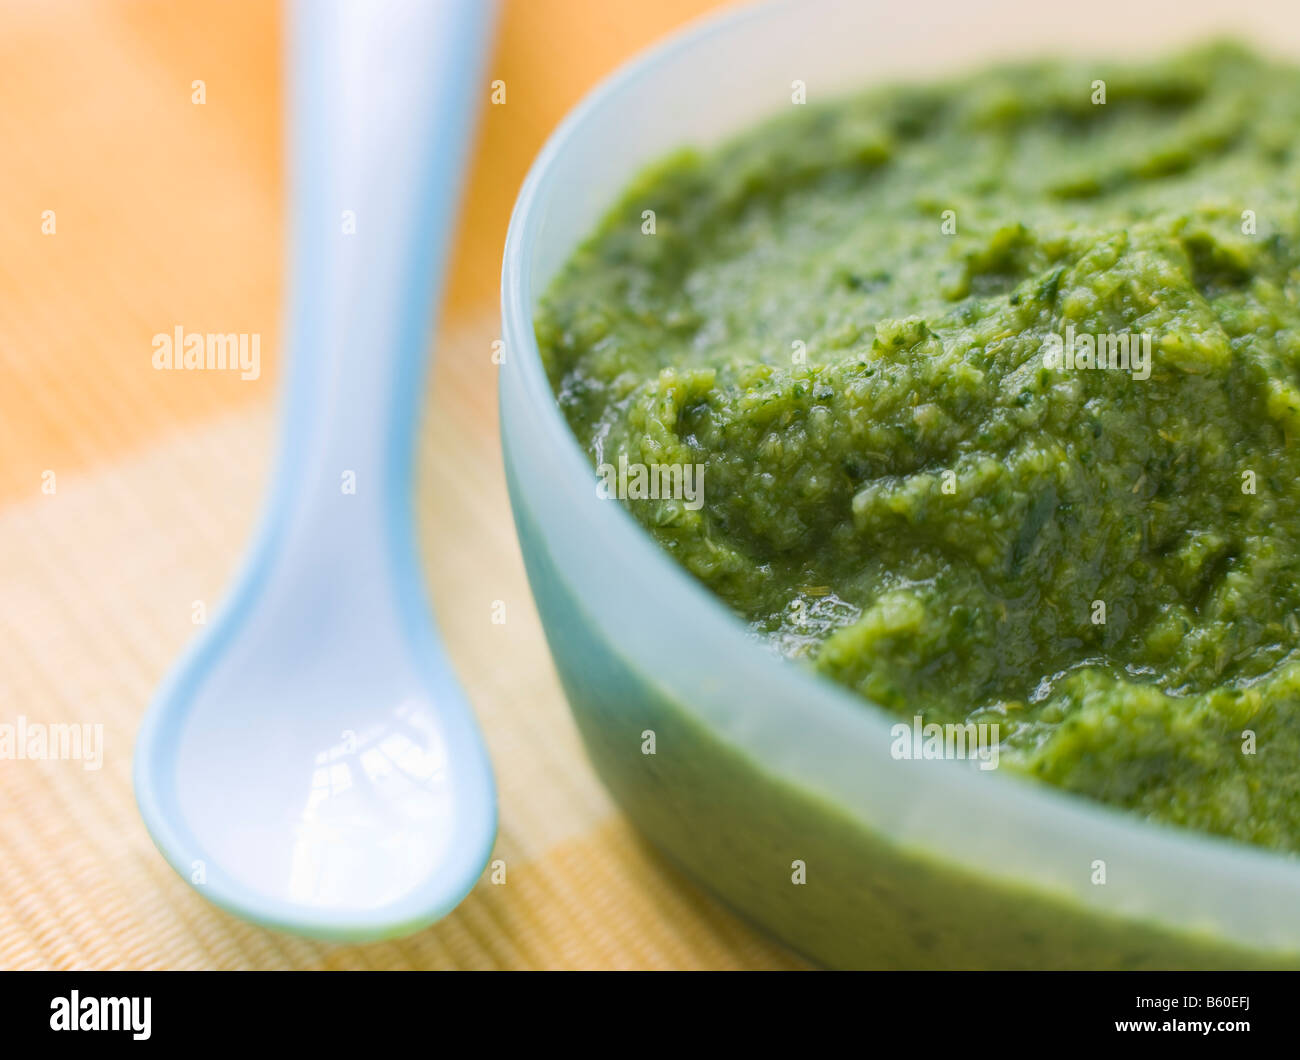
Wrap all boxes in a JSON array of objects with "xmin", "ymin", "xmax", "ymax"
[{"xmin": 538, "ymin": 44, "xmax": 1300, "ymax": 849}]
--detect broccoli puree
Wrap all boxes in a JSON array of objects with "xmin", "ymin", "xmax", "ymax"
[{"xmin": 536, "ymin": 43, "xmax": 1300, "ymax": 852}]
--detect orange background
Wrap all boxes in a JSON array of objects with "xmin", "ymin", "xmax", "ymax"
[
  {"xmin": 0, "ymin": 0, "xmax": 808, "ymax": 969},
  {"xmin": 1, "ymin": 0, "xmax": 740, "ymax": 500}
]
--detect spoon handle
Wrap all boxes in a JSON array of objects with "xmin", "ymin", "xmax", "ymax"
[{"xmin": 276, "ymin": 0, "xmax": 496, "ymax": 553}]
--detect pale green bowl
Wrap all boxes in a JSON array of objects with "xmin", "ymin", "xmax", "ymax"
[{"xmin": 499, "ymin": 0, "xmax": 1300, "ymax": 967}]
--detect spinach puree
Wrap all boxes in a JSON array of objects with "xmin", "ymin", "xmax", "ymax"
[{"xmin": 536, "ymin": 44, "xmax": 1300, "ymax": 852}]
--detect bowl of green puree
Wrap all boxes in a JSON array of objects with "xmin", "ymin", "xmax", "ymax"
[{"xmin": 500, "ymin": 0, "xmax": 1300, "ymax": 967}]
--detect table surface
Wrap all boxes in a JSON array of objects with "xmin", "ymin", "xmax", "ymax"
[{"xmin": 0, "ymin": 0, "xmax": 808, "ymax": 969}]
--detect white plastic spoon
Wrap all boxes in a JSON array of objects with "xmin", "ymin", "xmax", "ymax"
[{"xmin": 133, "ymin": 0, "xmax": 497, "ymax": 940}]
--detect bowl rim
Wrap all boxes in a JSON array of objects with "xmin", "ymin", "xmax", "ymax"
[{"xmin": 500, "ymin": 0, "xmax": 1300, "ymax": 955}]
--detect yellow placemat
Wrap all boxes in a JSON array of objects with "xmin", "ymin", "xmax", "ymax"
[{"xmin": 0, "ymin": 0, "xmax": 802, "ymax": 969}]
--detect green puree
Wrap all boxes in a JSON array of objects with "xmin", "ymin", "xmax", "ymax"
[{"xmin": 537, "ymin": 44, "xmax": 1300, "ymax": 852}]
